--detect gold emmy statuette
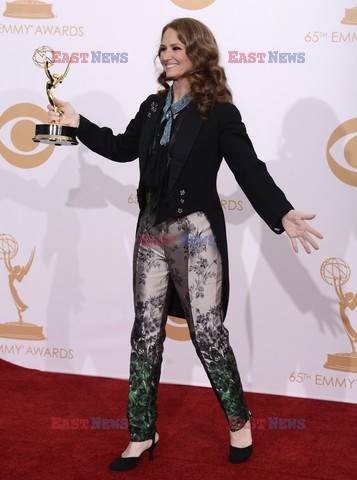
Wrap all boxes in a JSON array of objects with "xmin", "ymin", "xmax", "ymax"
[
  {"xmin": 32, "ymin": 46, "xmax": 78, "ymax": 146},
  {"xmin": 320, "ymin": 258, "xmax": 357, "ymax": 373},
  {"xmin": 0, "ymin": 233, "xmax": 45, "ymax": 340}
]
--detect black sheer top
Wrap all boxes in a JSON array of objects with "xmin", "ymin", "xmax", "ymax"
[{"xmin": 142, "ymin": 106, "xmax": 188, "ymax": 226}]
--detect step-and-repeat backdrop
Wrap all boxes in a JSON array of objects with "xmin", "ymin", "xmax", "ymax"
[{"xmin": 0, "ymin": 0, "xmax": 356, "ymax": 404}]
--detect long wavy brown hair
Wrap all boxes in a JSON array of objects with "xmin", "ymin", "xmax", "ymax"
[{"xmin": 156, "ymin": 18, "xmax": 232, "ymax": 118}]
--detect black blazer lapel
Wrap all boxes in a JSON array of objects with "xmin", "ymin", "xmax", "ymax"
[{"xmin": 167, "ymin": 101, "xmax": 203, "ymax": 193}]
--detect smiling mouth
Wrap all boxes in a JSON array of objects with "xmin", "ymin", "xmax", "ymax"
[{"xmin": 166, "ymin": 64, "xmax": 179, "ymax": 69}]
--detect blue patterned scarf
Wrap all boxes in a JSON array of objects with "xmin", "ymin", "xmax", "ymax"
[{"xmin": 159, "ymin": 87, "xmax": 192, "ymax": 146}]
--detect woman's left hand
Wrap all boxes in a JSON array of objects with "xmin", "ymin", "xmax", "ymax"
[{"xmin": 281, "ymin": 210, "xmax": 323, "ymax": 254}]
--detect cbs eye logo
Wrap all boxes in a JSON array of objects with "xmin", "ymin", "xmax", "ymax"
[
  {"xmin": 0, "ymin": 103, "xmax": 54, "ymax": 168},
  {"xmin": 170, "ymin": 0, "xmax": 216, "ymax": 9},
  {"xmin": 326, "ymin": 118, "xmax": 357, "ymax": 187},
  {"xmin": 166, "ymin": 316, "xmax": 191, "ymax": 341}
]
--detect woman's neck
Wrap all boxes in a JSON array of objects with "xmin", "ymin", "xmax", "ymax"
[{"xmin": 171, "ymin": 78, "xmax": 191, "ymax": 103}]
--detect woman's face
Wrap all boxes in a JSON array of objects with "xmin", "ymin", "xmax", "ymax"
[{"xmin": 159, "ymin": 27, "xmax": 193, "ymax": 80}]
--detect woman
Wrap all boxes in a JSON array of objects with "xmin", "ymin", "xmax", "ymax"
[{"xmin": 48, "ymin": 18, "xmax": 323, "ymax": 471}]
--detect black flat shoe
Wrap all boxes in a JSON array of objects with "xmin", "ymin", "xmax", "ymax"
[
  {"xmin": 229, "ymin": 443, "xmax": 253, "ymax": 463},
  {"xmin": 109, "ymin": 431, "xmax": 158, "ymax": 471}
]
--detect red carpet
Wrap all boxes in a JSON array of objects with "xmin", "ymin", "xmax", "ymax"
[{"xmin": 1, "ymin": 359, "xmax": 355, "ymax": 480}]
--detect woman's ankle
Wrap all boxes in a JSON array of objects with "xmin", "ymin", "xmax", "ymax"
[{"xmin": 230, "ymin": 420, "xmax": 252, "ymax": 447}]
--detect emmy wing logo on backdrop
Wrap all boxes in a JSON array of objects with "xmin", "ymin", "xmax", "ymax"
[
  {"xmin": 0, "ymin": 234, "xmax": 45, "ymax": 341},
  {"xmin": 0, "ymin": 103, "xmax": 54, "ymax": 168},
  {"xmin": 3, "ymin": 0, "xmax": 54, "ymax": 18},
  {"xmin": 170, "ymin": 0, "xmax": 216, "ymax": 9},
  {"xmin": 320, "ymin": 258, "xmax": 357, "ymax": 373},
  {"xmin": 326, "ymin": 118, "xmax": 357, "ymax": 186},
  {"xmin": 341, "ymin": 6, "xmax": 357, "ymax": 25}
]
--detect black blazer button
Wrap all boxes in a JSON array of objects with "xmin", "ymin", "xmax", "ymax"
[
  {"xmin": 180, "ymin": 190, "xmax": 185, "ymax": 195},
  {"xmin": 177, "ymin": 208, "xmax": 183, "ymax": 214}
]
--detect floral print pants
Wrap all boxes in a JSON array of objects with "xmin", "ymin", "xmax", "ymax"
[{"xmin": 127, "ymin": 208, "xmax": 252, "ymax": 441}]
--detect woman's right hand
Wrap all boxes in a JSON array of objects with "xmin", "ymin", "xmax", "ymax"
[{"xmin": 47, "ymin": 97, "xmax": 80, "ymax": 128}]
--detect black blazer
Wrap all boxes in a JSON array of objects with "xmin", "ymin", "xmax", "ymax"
[{"xmin": 76, "ymin": 93, "xmax": 294, "ymax": 320}]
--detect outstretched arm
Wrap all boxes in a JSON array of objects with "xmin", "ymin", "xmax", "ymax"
[
  {"xmin": 47, "ymin": 94, "xmax": 155, "ymax": 162},
  {"xmin": 218, "ymin": 102, "xmax": 294, "ymax": 233},
  {"xmin": 218, "ymin": 102, "xmax": 323, "ymax": 253}
]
